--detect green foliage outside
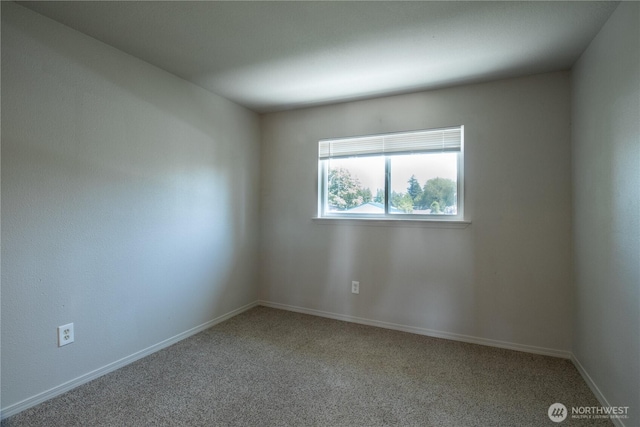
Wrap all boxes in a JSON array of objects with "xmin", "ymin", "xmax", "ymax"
[
  {"xmin": 407, "ymin": 175, "xmax": 423, "ymax": 203},
  {"xmin": 360, "ymin": 187, "xmax": 372, "ymax": 204},
  {"xmin": 396, "ymin": 175, "xmax": 456, "ymax": 213},
  {"xmin": 374, "ymin": 188, "xmax": 385, "ymax": 204},
  {"xmin": 417, "ymin": 177, "xmax": 456, "ymax": 211},
  {"xmin": 391, "ymin": 191, "xmax": 414, "ymax": 213},
  {"xmin": 328, "ymin": 167, "xmax": 372, "ymax": 210},
  {"xmin": 327, "ymin": 167, "xmax": 456, "ymax": 214}
]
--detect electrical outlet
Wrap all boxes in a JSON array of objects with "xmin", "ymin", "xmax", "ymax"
[
  {"xmin": 351, "ymin": 281, "xmax": 360, "ymax": 294},
  {"xmin": 58, "ymin": 323, "xmax": 74, "ymax": 347}
]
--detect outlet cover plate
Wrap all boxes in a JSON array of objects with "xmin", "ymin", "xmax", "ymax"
[
  {"xmin": 58, "ymin": 323, "xmax": 74, "ymax": 347},
  {"xmin": 352, "ymin": 281, "xmax": 360, "ymax": 294}
]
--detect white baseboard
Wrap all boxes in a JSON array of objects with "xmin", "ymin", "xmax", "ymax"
[
  {"xmin": 571, "ymin": 354, "xmax": 627, "ymax": 427},
  {"xmin": 0, "ymin": 301, "xmax": 259, "ymax": 420},
  {"xmin": 259, "ymin": 302, "xmax": 631, "ymax": 424},
  {"xmin": 9, "ymin": 300, "xmax": 621, "ymax": 425},
  {"xmin": 258, "ymin": 300, "xmax": 572, "ymax": 359}
]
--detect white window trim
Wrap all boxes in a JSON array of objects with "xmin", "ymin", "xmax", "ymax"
[
  {"xmin": 311, "ymin": 217, "xmax": 471, "ymax": 228},
  {"xmin": 317, "ymin": 126, "xmax": 466, "ymax": 223}
]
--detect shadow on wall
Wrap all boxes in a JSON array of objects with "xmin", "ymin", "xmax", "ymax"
[
  {"xmin": 7, "ymin": 0, "xmax": 250, "ymax": 142},
  {"xmin": 293, "ymin": 222, "xmax": 476, "ymax": 337},
  {"xmin": 2, "ymin": 137, "xmax": 240, "ymax": 340},
  {"xmin": 1, "ymin": 2, "xmax": 260, "ymax": 410}
]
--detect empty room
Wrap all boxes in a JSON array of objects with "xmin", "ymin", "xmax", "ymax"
[{"xmin": 1, "ymin": 1, "xmax": 638, "ymax": 426}]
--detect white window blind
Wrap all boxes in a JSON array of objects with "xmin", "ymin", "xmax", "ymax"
[{"xmin": 319, "ymin": 126, "xmax": 462, "ymax": 159}]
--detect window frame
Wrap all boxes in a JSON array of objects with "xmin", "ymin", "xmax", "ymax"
[{"xmin": 317, "ymin": 126, "xmax": 465, "ymax": 222}]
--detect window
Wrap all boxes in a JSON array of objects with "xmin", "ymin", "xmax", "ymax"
[{"xmin": 318, "ymin": 126, "xmax": 464, "ymax": 220}]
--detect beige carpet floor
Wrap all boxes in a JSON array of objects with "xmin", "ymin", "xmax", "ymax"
[{"xmin": 2, "ymin": 306, "xmax": 611, "ymax": 426}]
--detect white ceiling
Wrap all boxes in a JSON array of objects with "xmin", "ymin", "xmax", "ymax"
[{"xmin": 19, "ymin": 1, "xmax": 618, "ymax": 113}]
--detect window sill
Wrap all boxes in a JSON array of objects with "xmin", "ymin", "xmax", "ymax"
[{"xmin": 311, "ymin": 217, "xmax": 471, "ymax": 229}]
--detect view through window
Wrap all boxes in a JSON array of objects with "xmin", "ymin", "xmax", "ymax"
[{"xmin": 319, "ymin": 126, "xmax": 463, "ymax": 219}]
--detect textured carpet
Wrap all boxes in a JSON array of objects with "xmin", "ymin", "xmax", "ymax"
[{"xmin": 2, "ymin": 306, "xmax": 611, "ymax": 426}]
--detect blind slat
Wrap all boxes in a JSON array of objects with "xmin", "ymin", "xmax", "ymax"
[{"xmin": 319, "ymin": 126, "xmax": 462, "ymax": 159}]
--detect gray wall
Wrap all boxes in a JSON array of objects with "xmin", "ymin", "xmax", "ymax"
[
  {"xmin": 1, "ymin": 3, "xmax": 261, "ymax": 410},
  {"xmin": 259, "ymin": 72, "xmax": 573, "ymax": 354},
  {"xmin": 571, "ymin": 2, "xmax": 639, "ymax": 423},
  {"xmin": 4, "ymin": 0, "xmax": 637, "ymax": 420}
]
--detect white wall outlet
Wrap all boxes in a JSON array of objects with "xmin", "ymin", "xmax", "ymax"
[
  {"xmin": 351, "ymin": 281, "xmax": 360, "ymax": 294},
  {"xmin": 58, "ymin": 323, "xmax": 74, "ymax": 347}
]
